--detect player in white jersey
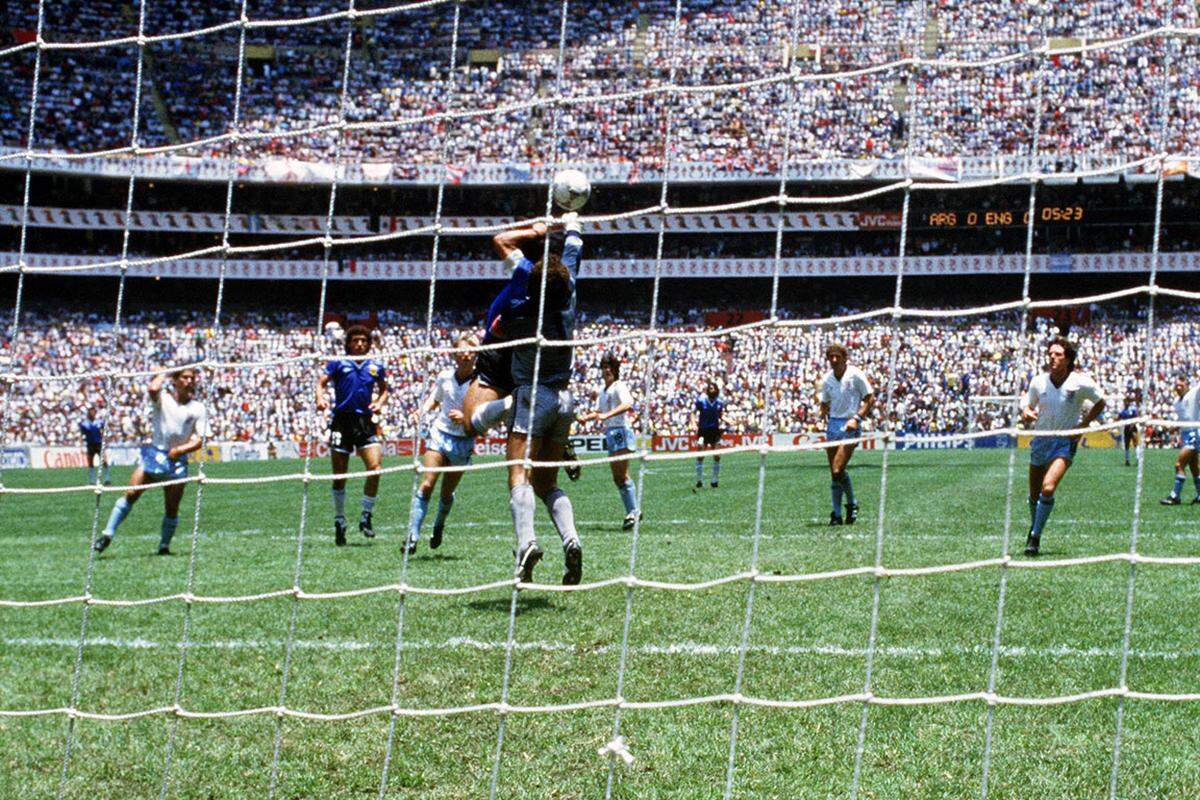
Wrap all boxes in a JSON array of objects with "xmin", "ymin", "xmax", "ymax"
[
  {"xmin": 817, "ymin": 343, "xmax": 874, "ymax": 525},
  {"xmin": 1020, "ymin": 338, "xmax": 1106, "ymax": 555},
  {"xmin": 576, "ymin": 353, "xmax": 641, "ymax": 530},
  {"xmin": 407, "ymin": 336, "xmax": 478, "ymax": 552},
  {"xmin": 1160, "ymin": 375, "xmax": 1200, "ymax": 505},
  {"xmin": 94, "ymin": 368, "xmax": 210, "ymax": 556}
]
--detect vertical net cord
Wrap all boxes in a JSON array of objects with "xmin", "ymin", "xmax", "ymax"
[
  {"xmin": 487, "ymin": 1, "xmax": 571, "ymax": 797},
  {"xmin": 265, "ymin": 3, "xmax": 359, "ymax": 796},
  {"xmin": 849, "ymin": 5, "xmax": 929, "ymax": 796},
  {"xmin": 376, "ymin": 2, "xmax": 463, "ymax": 795},
  {"xmin": 601, "ymin": 2, "xmax": 685, "ymax": 795},
  {"xmin": 978, "ymin": 34, "xmax": 1048, "ymax": 800},
  {"xmin": 155, "ymin": 2, "xmax": 252, "ymax": 796},
  {"xmin": 720, "ymin": 2, "xmax": 807, "ymax": 797},
  {"xmin": 55, "ymin": 0, "xmax": 151, "ymax": 792},
  {"xmin": 1108, "ymin": 24, "xmax": 1176, "ymax": 800}
]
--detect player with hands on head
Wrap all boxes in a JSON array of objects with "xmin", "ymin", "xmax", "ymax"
[
  {"xmin": 576, "ymin": 352, "xmax": 641, "ymax": 530},
  {"xmin": 1020, "ymin": 337, "xmax": 1106, "ymax": 555},
  {"xmin": 818, "ymin": 343, "xmax": 874, "ymax": 525},
  {"xmin": 94, "ymin": 367, "xmax": 209, "ymax": 556},
  {"xmin": 316, "ymin": 324, "xmax": 389, "ymax": 547}
]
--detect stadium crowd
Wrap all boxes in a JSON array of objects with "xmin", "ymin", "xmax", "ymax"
[
  {"xmin": 3, "ymin": 0, "xmax": 1197, "ymax": 166},
  {"xmin": 0, "ymin": 303, "xmax": 1189, "ymax": 447}
]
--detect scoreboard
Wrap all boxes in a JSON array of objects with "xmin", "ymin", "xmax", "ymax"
[{"xmin": 923, "ymin": 205, "xmax": 1085, "ymax": 228}]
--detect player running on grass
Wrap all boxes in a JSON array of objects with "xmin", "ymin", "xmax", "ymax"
[
  {"xmin": 79, "ymin": 406, "xmax": 109, "ymax": 486},
  {"xmin": 316, "ymin": 324, "xmax": 389, "ymax": 547},
  {"xmin": 500, "ymin": 212, "xmax": 585, "ymax": 585},
  {"xmin": 693, "ymin": 381, "xmax": 725, "ymax": 490},
  {"xmin": 1160, "ymin": 375, "xmax": 1200, "ymax": 505},
  {"xmin": 576, "ymin": 352, "xmax": 641, "ymax": 530},
  {"xmin": 407, "ymin": 335, "xmax": 478, "ymax": 553},
  {"xmin": 94, "ymin": 368, "xmax": 209, "ymax": 556},
  {"xmin": 1021, "ymin": 337, "xmax": 1106, "ymax": 556},
  {"xmin": 818, "ymin": 343, "xmax": 874, "ymax": 525}
]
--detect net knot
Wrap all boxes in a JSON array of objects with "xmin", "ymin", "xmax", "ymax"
[
  {"xmin": 984, "ymin": 691, "xmax": 999, "ymax": 707},
  {"xmin": 495, "ymin": 701, "xmax": 511, "ymax": 716},
  {"xmin": 291, "ymin": 585, "xmax": 303, "ymax": 599},
  {"xmin": 729, "ymin": 692, "xmax": 745, "ymax": 706},
  {"xmin": 182, "ymin": 592, "xmax": 196, "ymax": 604},
  {"xmin": 598, "ymin": 736, "xmax": 635, "ymax": 766},
  {"xmin": 82, "ymin": 592, "xmax": 94, "ymax": 605},
  {"xmin": 173, "ymin": 703, "xmax": 185, "ymax": 717}
]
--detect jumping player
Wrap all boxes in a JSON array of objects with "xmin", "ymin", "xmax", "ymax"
[
  {"xmin": 693, "ymin": 382, "xmax": 725, "ymax": 490},
  {"xmin": 818, "ymin": 343, "xmax": 875, "ymax": 525},
  {"xmin": 1021, "ymin": 337, "xmax": 1106, "ymax": 555},
  {"xmin": 94, "ymin": 368, "xmax": 208, "ymax": 555},
  {"xmin": 576, "ymin": 352, "xmax": 640, "ymax": 530},
  {"xmin": 501, "ymin": 212, "xmax": 584, "ymax": 585},
  {"xmin": 407, "ymin": 335, "xmax": 478, "ymax": 552},
  {"xmin": 1161, "ymin": 375, "xmax": 1200, "ymax": 505},
  {"xmin": 316, "ymin": 324, "xmax": 389, "ymax": 546},
  {"xmin": 79, "ymin": 406, "xmax": 109, "ymax": 485}
]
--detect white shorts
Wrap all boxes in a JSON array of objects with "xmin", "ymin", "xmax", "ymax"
[
  {"xmin": 427, "ymin": 427, "xmax": 474, "ymax": 467},
  {"xmin": 604, "ymin": 426, "xmax": 637, "ymax": 454}
]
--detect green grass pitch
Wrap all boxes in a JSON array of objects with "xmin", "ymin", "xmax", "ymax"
[{"xmin": 1, "ymin": 448, "xmax": 1198, "ymax": 799}]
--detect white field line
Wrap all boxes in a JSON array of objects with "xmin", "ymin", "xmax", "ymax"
[{"xmin": 2, "ymin": 635, "xmax": 1197, "ymax": 661}]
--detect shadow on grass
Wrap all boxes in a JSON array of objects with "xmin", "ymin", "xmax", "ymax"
[{"xmin": 467, "ymin": 595, "xmax": 557, "ymax": 616}]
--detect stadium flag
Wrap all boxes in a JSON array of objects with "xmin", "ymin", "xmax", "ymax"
[
  {"xmin": 1163, "ymin": 160, "xmax": 1190, "ymax": 178},
  {"xmin": 446, "ymin": 164, "xmax": 467, "ymax": 184},
  {"xmin": 908, "ymin": 156, "xmax": 959, "ymax": 182},
  {"xmin": 361, "ymin": 162, "xmax": 393, "ymax": 181}
]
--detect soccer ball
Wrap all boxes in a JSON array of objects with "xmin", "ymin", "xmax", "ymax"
[{"xmin": 552, "ymin": 169, "xmax": 591, "ymax": 211}]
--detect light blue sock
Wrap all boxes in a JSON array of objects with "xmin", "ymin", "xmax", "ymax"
[
  {"xmin": 159, "ymin": 515, "xmax": 179, "ymax": 547},
  {"xmin": 434, "ymin": 493, "xmax": 454, "ymax": 528},
  {"xmin": 831, "ymin": 481, "xmax": 844, "ymax": 516},
  {"xmin": 841, "ymin": 473, "xmax": 856, "ymax": 506},
  {"xmin": 695, "ymin": 459, "xmax": 703, "ymax": 481},
  {"xmin": 409, "ymin": 492, "xmax": 429, "ymax": 540},
  {"xmin": 711, "ymin": 459, "xmax": 720, "ymax": 484},
  {"xmin": 1173, "ymin": 474, "xmax": 1185, "ymax": 498},
  {"xmin": 1031, "ymin": 493, "xmax": 1055, "ymax": 537},
  {"xmin": 102, "ymin": 464, "xmax": 109, "ymax": 483},
  {"xmin": 103, "ymin": 497, "xmax": 132, "ymax": 537},
  {"xmin": 88, "ymin": 467, "xmax": 96, "ymax": 485},
  {"xmin": 617, "ymin": 480, "xmax": 637, "ymax": 514}
]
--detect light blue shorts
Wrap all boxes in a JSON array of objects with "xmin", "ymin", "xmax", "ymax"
[
  {"xmin": 827, "ymin": 417, "xmax": 853, "ymax": 443},
  {"xmin": 1030, "ymin": 436, "xmax": 1077, "ymax": 468},
  {"xmin": 140, "ymin": 445, "xmax": 188, "ymax": 481},
  {"xmin": 604, "ymin": 426, "xmax": 637, "ymax": 454},
  {"xmin": 1181, "ymin": 428, "xmax": 1200, "ymax": 451},
  {"xmin": 427, "ymin": 428, "xmax": 474, "ymax": 467}
]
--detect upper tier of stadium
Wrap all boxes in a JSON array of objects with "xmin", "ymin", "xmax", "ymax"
[{"xmin": 3, "ymin": 0, "xmax": 1199, "ymax": 180}]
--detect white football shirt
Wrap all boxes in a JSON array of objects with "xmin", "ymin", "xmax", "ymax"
[
  {"xmin": 1175, "ymin": 385, "xmax": 1200, "ymax": 423},
  {"xmin": 1024, "ymin": 371, "xmax": 1104, "ymax": 432},
  {"xmin": 432, "ymin": 368, "xmax": 472, "ymax": 436},
  {"xmin": 598, "ymin": 379, "xmax": 634, "ymax": 430},
  {"xmin": 819, "ymin": 365, "xmax": 874, "ymax": 419},
  {"xmin": 150, "ymin": 389, "xmax": 209, "ymax": 452}
]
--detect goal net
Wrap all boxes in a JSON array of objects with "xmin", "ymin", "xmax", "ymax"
[{"xmin": 1, "ymin": 1, "xmax": 1199, "ymax": 798}]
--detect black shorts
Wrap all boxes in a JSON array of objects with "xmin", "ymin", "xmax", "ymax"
[
  {"xmin": 86, "ymin": 443, "xmax": 102, "ymax": 458},
  {"xmin": 698, "ymin": 427, "xmax": 722, "ymax": 446},
  {"xmin": 1123, "ymin": 424, "xmax": 1138, "ymax": 442},
  {"xmin": 474, "ymin": 347, "xmax": 514, "ymax": 396},
  {"xmin": 329, "ymin": 412, "xmax": 380, "ymax": 454}
]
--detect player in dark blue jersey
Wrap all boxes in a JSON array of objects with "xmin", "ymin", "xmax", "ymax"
[
  {"xmin": 79, "ymin": 407, "xmax": 109, "ymax": 485},
  {"xmin": 693, "ymin": 382, "xmax": 725, "ymax": 489},
  {"xmin": 316, "ymin": 324, "xmax": 389, "ymax": 546}
]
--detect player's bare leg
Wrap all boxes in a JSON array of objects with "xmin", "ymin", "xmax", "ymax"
[
  {"xmin": 432, "ymin": 466, "xmax": 465, "ymax": 549},
  {"xmin": 357, "ymin": 444, "xmax": 381, "ymax": 540},
  {"xmin": 609, "ymin": 450, "xmax": 640, "ymax": 530},
  {"xmin": 462, "ymin": 380, "xmax": 503, "ymax": 437},
  {"xmin": 157, "ymin": 482, "xmax": 186, "ymax": 555},
  {"xmin": 94, "ymin": 466, "xmax": 149, "ymax": 553},
  {"xmin": 1164, "ymin": 447, "xmax": 1200, "ymax": 505},
  {"xmin": 330, "ymin": 449, "xmax": 351, "ymax": 546},
  {"xmin": 826, "ymin": 442, "xmax": 859, "ymax": 524},
  {"xmin": 1026, "ymin": 457, "xmax": 1071, "ymax": 555},
  {"xmin": 409, "ymin": 449, "xmax": 459, "ymax": 550}
]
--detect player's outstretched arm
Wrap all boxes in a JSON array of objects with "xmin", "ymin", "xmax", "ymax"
[
  {"xmin": 316, "ymin": 373, "xmax": 331, "ymax": 411},
  {"xmin": 492, "ymin": 221, "xmax": 548, "ymax": 259},
  {"xmin": 148, "ymin": 371, "xmax": 167, "ymax": 401}
]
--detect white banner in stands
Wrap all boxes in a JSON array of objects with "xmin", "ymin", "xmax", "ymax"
[
  {"xmin": 0, "ymin": 205, "xmax": 370, "ymax": 235},
  {"xmin": 5, "ymin": 251, "xmax": 1198, "ymax": 280}
]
